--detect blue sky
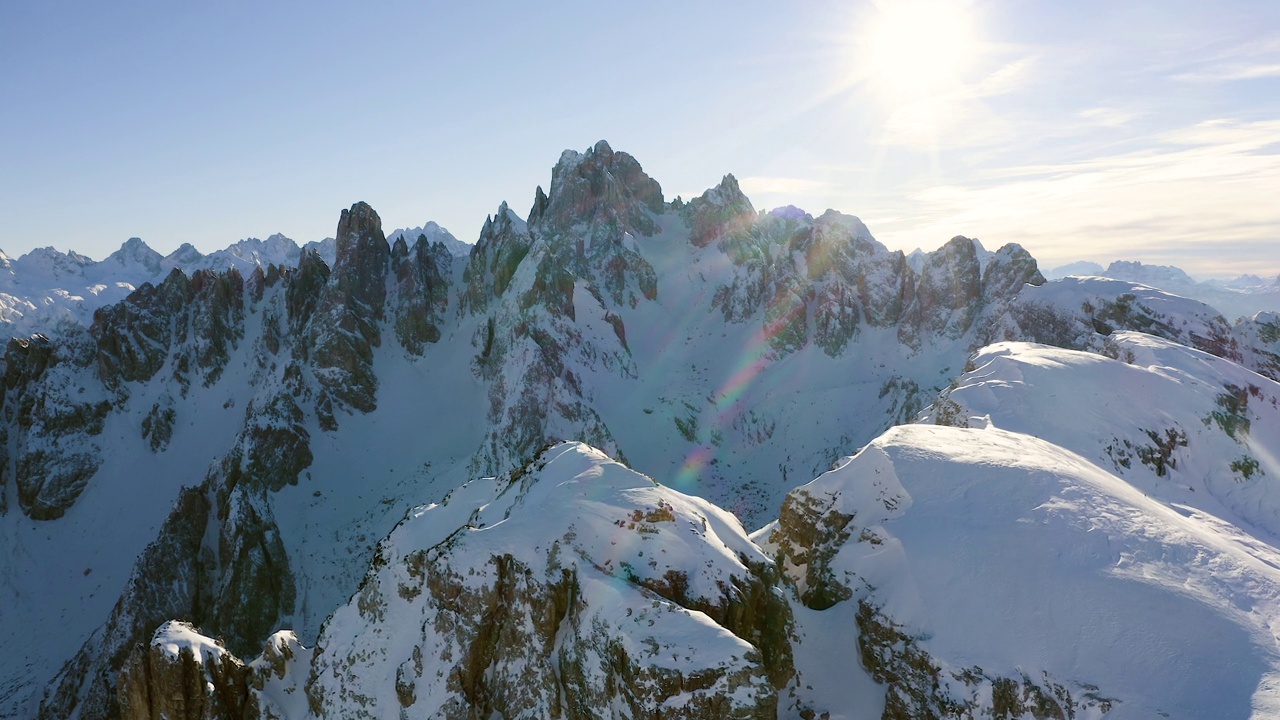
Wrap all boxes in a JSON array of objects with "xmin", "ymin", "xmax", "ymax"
[{"xmin": 3, "ymin": 0, "xmax": 1278, "ymax": 277}]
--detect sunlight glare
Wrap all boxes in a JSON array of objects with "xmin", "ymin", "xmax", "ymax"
[{"xmin": 858, "ymin": 0, "xmax": 979, "ymax": 103}]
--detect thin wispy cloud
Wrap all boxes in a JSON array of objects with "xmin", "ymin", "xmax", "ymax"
[
  {"xmin": 736, "ymin": 176, "xmax": 830, "ymax": 199},
  {"xmin": 1172, "ymin": 35, "xmax": 1280, "ymax": 82},
  {"xmin": 1076, "ymin": 107, "xmax": 1143, "ymax": 128},
  {"xmin": 875, "ymin": 119, "xmax": 1280, "ymax": 276},
  {"xmin": 1175, "ymin": 63, "xmax": 1280, "ymax": 83},
  {"xmin": 972, "ymin": 55, "xmax": 1039, "ymax": 98}
]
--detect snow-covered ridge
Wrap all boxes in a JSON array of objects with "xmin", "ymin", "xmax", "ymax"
[
  {"xmin": 926, "ymin": 331, "xmax": 1280, "ymax": 543},
  {"xmin": 764, "ymin": 422, "xmax": 1280, "ymax": 718},
  {"xmin": 303, "ymin": 442, "xmax": 790, "ymax": 718}
]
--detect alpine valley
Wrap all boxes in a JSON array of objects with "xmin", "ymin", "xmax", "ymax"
[{"xmin": 3, "ymin": 141, "xmax": 1280, "ymax": 720}]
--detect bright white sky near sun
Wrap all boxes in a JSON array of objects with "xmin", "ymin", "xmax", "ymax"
[{"xmin": 2, "ymin": 0, "xmax": 1278, "ymax": 277}]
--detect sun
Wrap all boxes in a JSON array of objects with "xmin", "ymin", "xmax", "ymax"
[{"xmin": 856, "ymin": 0, "xmax": 980, "ymax": 104}]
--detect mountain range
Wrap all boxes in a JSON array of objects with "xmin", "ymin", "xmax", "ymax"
[
  {"xmin": 1044, "ymin": 259, "xmax": 1280, "ymax": 322},
  {"xmin": 0, "ymin": 227, "xmax": 471, "ymax": 339},
  {"xmin": 1, "ymin": 140, "xmax": 1279, "ymax": 719}
]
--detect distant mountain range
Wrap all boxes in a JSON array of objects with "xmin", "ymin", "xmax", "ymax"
[
  {"xmin": 1045, "ymin": 259, "xmax": 1280, "ymax": 321},
  {"xmin": 0, "ymin": 226, "xmax": 471, "ymax": 337}
]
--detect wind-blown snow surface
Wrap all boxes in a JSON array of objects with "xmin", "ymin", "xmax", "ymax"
[
  {"xmin": 926, "ymin": 332, "xmax": 1280, "ymax": 540},
  {"xmin": 769, "ymin": 424, "xmax": 1280, "ymax": 719}
]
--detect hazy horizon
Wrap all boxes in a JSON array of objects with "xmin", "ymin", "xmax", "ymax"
[{"xmin": 4, "ymin": 1, "xmax": 1278, "ymax": 277}]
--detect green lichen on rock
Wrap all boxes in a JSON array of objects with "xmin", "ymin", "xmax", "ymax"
[
  {"xmin": 1208, "ymin": 383, "xmax": 1260, "ymax": 439},
  {"xmin": 1136, "ymin": 427, "xmax": 1188, "ymax": 477},
  {"xmin": 1231, "ymin": 455, "xmax": 1263, "ymax": 481}
]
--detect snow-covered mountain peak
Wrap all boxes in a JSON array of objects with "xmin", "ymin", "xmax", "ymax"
[
  {"xmin": 1215, "ymin": 274, "xmax": 1280, "ymax": 293},
  {"xmin": 968, "ymin": 236, "xmax": 993, "ymax": 272},
  {"xmin": 386, "ymin": 220, "xmax": 470, "ymax": 258},
  {"xmin": 301, "ymin": 236, "xmax": 337, "ymax": 267},
  {"xmin": 102, "ymin": 237, "xmax": 163, "ymax": 276},
  {"xmin": 905, "ymin": 247, "xmax": 927, "ymax": 273},
  {"xmin": 1106, "ymin": 259, "xmax": 1196, "ymax": 286},
  {"xmin": 404, "ymin": 442, "xmax": 773, "ymax": 600},
  {"xmin": 763, "ymin": 420, "xmax": 1280, "ymax": 717},
  {"xmin": 195, "ymin": 234, "xmax": 302, "ymax": 273},
  {"xmin": 686, "ymin": 172, "xmax": 755, "ymax": 247},
  {"xmin": 814, "ymin": 208, "xmax": 874, "ymax": 241},
  {"xmin": 14, "ymin": 245, "xmax": 95, "ymax": 281},
  {"xmin": 768, "ymin": 204, "xmax": 811, "ymax": 220},
  {"xmin": 926, "ymin": 332, "xmax": 1280, "ymax": 538},
  {"xmin": 149, "ymin": 620, "xmax": 233, "ymax": 664},
  {"xmin": 161, "ymin": 242, "xmax": 204, "ymax": 271}
]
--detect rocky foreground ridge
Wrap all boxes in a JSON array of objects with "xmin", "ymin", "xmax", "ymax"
[{"xmin": 2, "ymin": 141, "xmax": 1279, "ymax": 718}]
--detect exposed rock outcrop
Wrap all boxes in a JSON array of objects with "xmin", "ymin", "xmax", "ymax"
[
  {"xmin": 539, "ymin": 139, "xmax": 665, "ymax": 243},
  {"xmin": 306, "ymin": 201, "xmax": 389, "ymax": 415},
  {"xmin": 1235, "ymin": 311, "xmax": 1280, "ymax": 381},
  {"xmin": 389, "ymin": 233, "xmax": 451, "ymax": 355},
  {"xmin": 39, "ymin": 440, "xmax": 298, "ymax": 719},
  {"xmin": 117, "ymin": 621, "xmax": 248, "ymax": 720},
  {"xmin": 0, "ymin": 330, "xmax": 111, "ymax": 519},
  {"xmin": 899, "ymin": 235, "xmax": 984, "ymax": 343},
  {"xmin": 686, "ymin": 173, "xmax": 755, "ymax": 248},
  {"xmin": 459, "ymin": 203, "xmax": 532, "ymax": 314}
]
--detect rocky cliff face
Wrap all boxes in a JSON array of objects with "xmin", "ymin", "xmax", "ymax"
[
  {"xmin": 465, "ymin": 142, "xmax": 664, "ymax": 476},
  {"xmin": 0, "ymin": 330, "xmax": 110, "ymax": 519},
  {"xmin": 390, "ymin": 233, "xmax": 451, "ymax": 356},
  {"xmin": 37, "ymin": 442, "xmax": 298, "ymax": 719},
  {"xmin": 306, "ymin": 201, "xmax": 390, "ymax": 417},
  {"xmin": 1233, "ymin": 310, "xmax": 1280, "ymax": 381},
  {"xmin": 458, "ymin": 203, "xmax": 531, "ymax": 315},
  {"xmin": 686, "ymin": 173, "xmax": 756, "ymax": 249},
  {"xmin": 706, "ymin": 210, "xmax": 1042, "ymax": 357}
]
